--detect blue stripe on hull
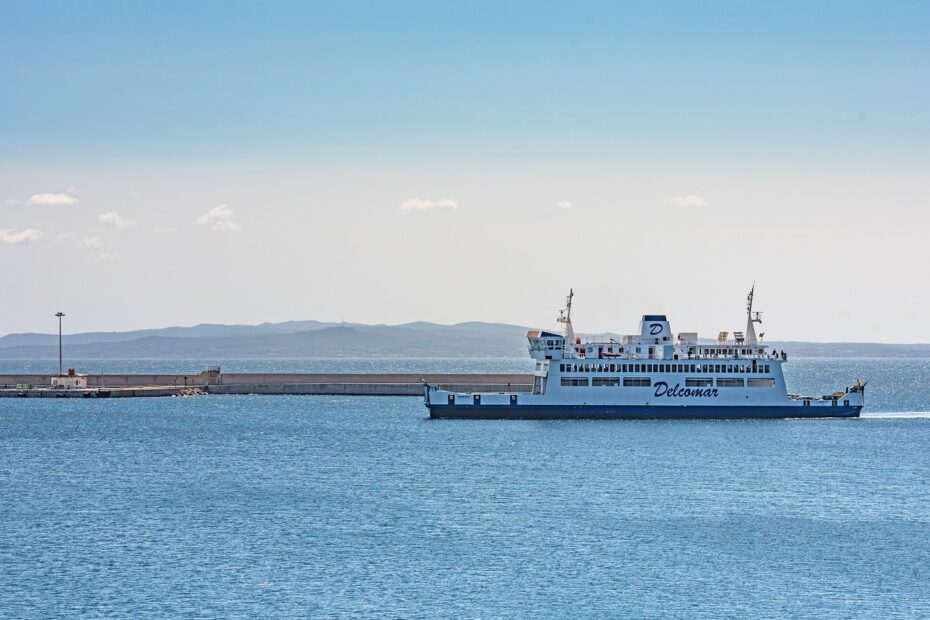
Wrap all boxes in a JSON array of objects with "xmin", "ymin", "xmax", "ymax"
[{"xmin": 428, "ymin": 404, "xmax": 862, "ymax": 420}]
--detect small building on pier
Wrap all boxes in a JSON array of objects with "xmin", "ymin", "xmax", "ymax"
[{"xmin": 51, "ymin": 368, "xmax": 88, "ymax": 389}]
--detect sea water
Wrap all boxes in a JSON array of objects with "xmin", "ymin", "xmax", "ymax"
[{"xmin": 1, "ymin": 359, "xmax": 928, "ymax": 617}]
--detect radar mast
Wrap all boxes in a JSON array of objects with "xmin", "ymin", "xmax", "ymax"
[
  {"xmin": 557, "ymin": 289, "xmax": 575, "ymax": 345},
  {"xmin": 745, "ymin": 283, "xmax": 763, "ymax": 344}
]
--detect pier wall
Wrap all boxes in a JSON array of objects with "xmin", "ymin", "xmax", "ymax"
[{"xmin": 0, "ymin": 373, "xmax": 534, "ymax": 396}]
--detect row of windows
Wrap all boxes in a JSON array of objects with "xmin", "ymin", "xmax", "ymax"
[
  {"xmin": 699, "ymin": 347, "xmax": 767, "ymax": 356},
  {"xmin": 560, "ymin": 377, "xmax": 776, "ymax": 388},
  {"xmin": 559, "ymin": 362, "xmax": 771, "ymax": 374}
]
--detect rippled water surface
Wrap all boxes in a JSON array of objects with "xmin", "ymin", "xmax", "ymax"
[{"xmin": 2, "ymin": 359, "xmax": 929, "ymax": 617}]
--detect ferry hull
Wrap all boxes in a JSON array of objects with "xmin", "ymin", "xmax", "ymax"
[{"xmin": 428, "ymin": 404, "xmax": 862, "ymax": 420}]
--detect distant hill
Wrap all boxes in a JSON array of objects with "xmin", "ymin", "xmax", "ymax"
[
  {"xmin": 0, "ymin": 320, "xmax": 928, "ymax": 359},
  {"xmin": 0, "ymin": 320, "xmax": 339, "ymax": 348},
  {"xmin": 0, "ymin": 322, "xmax": 530, "ymax": 359}
]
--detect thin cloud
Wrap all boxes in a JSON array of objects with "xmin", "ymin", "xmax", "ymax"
[
  {"xmin": 153, "ymin": 226, "xmax": 177, "ymax": 234},
  {"xmin": 79, "ymin": 235, "xmax": 102, "ymax": 249},
  {"xmin": 26, "ymin": 192, "xmax": 78, "ymax": 206},
  {"xmin": 557, "ymin": 201, "xmax": 574, "ymax": 210},
  {"xmin": 88, "ymin": 252, "xmax": 116, "ymax": 262},
  {"xmin": 98, "ymin": 211, "xmax": 137, "ymax": 230},
  {"xmin": 667, "ymin": 194, "xmax": 708, "ymax": 207},
  {"xmin": 54, "ymin": 232, "xmax": 76, "ymax": 243},
  {"xmin": 398, "ymin": 198, "xmax": 459, "ymax": 212},
  {"xmin": 196, "ymin": 205, "xmax": 241, "ymax": 231},
  {"xmin": 0, "ymin": 228, "xmax": 43, "ymax": 244}
]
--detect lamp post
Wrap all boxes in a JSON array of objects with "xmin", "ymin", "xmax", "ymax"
[{"xmin": 55, "ymin": 312, "xmax": 65, "ymax": 376}]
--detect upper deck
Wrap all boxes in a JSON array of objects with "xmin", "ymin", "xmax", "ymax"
[{"xmin": 527, "ymin": 287, "xmax": 785, "ymax": 363}]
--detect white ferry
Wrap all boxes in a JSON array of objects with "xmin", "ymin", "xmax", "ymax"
[{"xmin": 424, "ymin": 287, "xmax": 865, "ymax": 419}]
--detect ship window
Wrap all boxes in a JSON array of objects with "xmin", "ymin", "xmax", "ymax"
[
  {"xmin": 714, "ymin": 365, "xmax": 721, "ymax": 373},
  {"xmin": 748, "ymin": 378, "xmax": 775, "ymax": 388},
  {"xmin": 592, "ymin": 377, "xmax": 620, "ymax": 387},
  {"xmin": 560, "ymin": 377, "xmax": 589, "ymax": 387},
  {"xmin": 764, "ymin": 365, "xmax": 770, "ymax": 373},
  {"xmin": 727, "ymin": 365, "xmax": 733, "ymax": 373},
  {"xmin": 623, "ymin": 364, "xmax": 629, "ymax": 372},
  {"xmin": 717, "ymin": 378, "xmax": 745, "ymax": 388},
  {"xmin": 623, "ymin": 377, "xmax": 651, "ymax": 387},
  {"xmin": 686, "ymin": 378, "xmax": 713, "ymax": 387}
]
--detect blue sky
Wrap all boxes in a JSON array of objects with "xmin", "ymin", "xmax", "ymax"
[
  {"xmin": 3, "ymin": 1, "xmax": 927, "ymax": 162},
  {"xmin": 2, "ymin": 1, "xmax": 929, "ymax": 341}
]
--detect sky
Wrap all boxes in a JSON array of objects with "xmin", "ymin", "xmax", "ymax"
[{"xmin": 1, "ymin": 1, "xmax": 928, "ymax": 342}]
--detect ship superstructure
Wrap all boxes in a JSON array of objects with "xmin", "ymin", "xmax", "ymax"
[{"xmin": 424, "ymin": 288, "xmax": 865, "ymax": 419}]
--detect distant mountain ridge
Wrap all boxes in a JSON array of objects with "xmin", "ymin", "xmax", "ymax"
[
  {"xmin": 0, "ymin": 321, "xmax": 531, "ymax": 359},
  {"xmin": 1, "ymin": 320, "xmax": 929, "ymax": 359},
  {"xmin": 0, "ymin": 320, "xmax": 340, "ymax": 348}
]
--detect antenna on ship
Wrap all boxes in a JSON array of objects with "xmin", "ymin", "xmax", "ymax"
[
  {"xmin": 558, "ymin": 288, "xmax": 575, "ymax": 345},
  {"xmin": 745, "ymin": 283, "xmax": 763, "ymax": 344}
]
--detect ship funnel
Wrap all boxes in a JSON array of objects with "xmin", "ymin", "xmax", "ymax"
[{"xmin": 639, "ymin": 315, "xmax": 672, "ymax": 343}]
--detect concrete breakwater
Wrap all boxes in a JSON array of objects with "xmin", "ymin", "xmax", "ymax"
[{"xmin": 0, "ymin": 372, "xmax": 534, "ymax": 398}]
